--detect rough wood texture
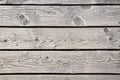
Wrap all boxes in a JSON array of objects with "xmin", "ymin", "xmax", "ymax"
[
  {"xmin": 0, "ymin": 75, "xmax": 120, "ymax": 80},
  {"xmin": 0, "ymin": 51, "xmax": 119, "ymax": 73},
  {"xmin": 0, "ymin": 28, "xmax": 120, "ymax": 49},
  {"xmin": 0, "ymin": 6, "xmax": 120, "ymax": 26},
  {"xmin": 0, "ymin": 0, "xmax": 120, "ymax": 4}
]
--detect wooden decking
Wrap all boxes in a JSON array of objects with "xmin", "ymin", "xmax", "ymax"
[{"xmin": 0, "ymin": 0, "xmax": 119, "ymax": 80}]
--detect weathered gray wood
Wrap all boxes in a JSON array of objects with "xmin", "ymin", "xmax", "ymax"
[
  {"xmin": 0, "ymin": 51, "xmax": 119, "ymax": 73},
  {"xmin": 0, "ymin": 6, "xmax": 120, "ymax": 26},
  {"xmin": 0, "ymin": 75, "xmax": 120, "ymax": 80},
  {"xmin": 0, "ymin": 0, "xmax": 120, "ymax": 4},
  {"xmin": 0, "ymin": 28, "xmax": 120, "ymax": 49}
]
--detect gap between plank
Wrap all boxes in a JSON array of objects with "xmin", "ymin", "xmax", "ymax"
[
  {"xmin": 0, "ymin": 26, "xmax": 120, "ymax": 28},
  {"xmin": 0, "ymin": 4, "xmax": 120, "ymax": 6},
  {"xmin": 0, "ymin": 73, "xmax": 119, "ymax": 75},
  {"xmin": 0, "ymin": 49, "xmax": 120, "ymax": 51}
]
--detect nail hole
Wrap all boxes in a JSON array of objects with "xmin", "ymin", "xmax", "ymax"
[
  {"xmin": 46, "ymin": 56, "xmax": 49, "ymax": 59},
  {"xmin": 35, "ymin": 37, "xmax": 39, "ymax": 41},
  {"xmin": 109, "ymin": 37, "xmax": 113, "ymax": 41},
  {"xmin": 4, "ymin": 39, "xmax": 8, "ymax": 42}
]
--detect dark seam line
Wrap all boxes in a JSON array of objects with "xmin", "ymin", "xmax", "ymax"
[
  {"xmin": 0, "ymin": 73, "xmax": 119, "ymax": 75},
  {"xmin": 0, "ymin": 26, "xmax": 120, "ymax": 28},
  {"xmin": 0, "ymin": 4, "xmax": 120, "ymax": 6},
  {"xmin": 0, "ymin": 49, "xmax": 120, "ymax": 51}
]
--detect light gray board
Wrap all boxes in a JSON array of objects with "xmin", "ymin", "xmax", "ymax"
[
  {"xmin": 0, "ymin": 6, "xmax": 120, "ymax": 26},
  {"xmin": 0, "ymin": 51, "xmax": 119, "ymax": 73},
  {"xmin": 0, "ymin": 0, "xmax": 120, "ymax": 4},
  {"xmin": 0, "ymin": 75, "xmax": 120, "ymax": 80},
  {"xmin": 0, "ymin": 28, "xmax": 120, "ymax": 49}
]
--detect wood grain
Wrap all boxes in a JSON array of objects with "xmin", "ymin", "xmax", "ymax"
[
  {"xmin": 0, "ymin": 28, "xmax": 120, "ymax": 49},
  {"xmin": 0, "ymin": 0, "xmax": 120, "ymax": 4},
  {"xmin": 0, "ymin": 6, "xmax": 120, "ymax": 26},
  {"xmin": 0, "ymin": 75, "xmax": 120, "ymax": 80},
  {"xmin": 0, "ymin": 51, "xmax": 119, "ymax": 73}
]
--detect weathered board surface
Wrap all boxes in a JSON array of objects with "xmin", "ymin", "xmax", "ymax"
[
  {"xmin": 0, "ymin": 51, "xmax": 119, "ymax": 73},
  {"xmin": 0, "ymin": 28, "xmax": 120, "ymax": 49},
  {"xmin": 0, "ymin": 6, "xmax": 120, "ymax": 26},
  {"xmin": 0, "ymin": 0, "xmax": 120, "ymax": 79},
  {"xmin": 0, "ymin": 75, "xmax": 120, "ymax": 80},
  {"xmin": 0, "ymin": 0, "xmax": 120, "ymax": 4}
]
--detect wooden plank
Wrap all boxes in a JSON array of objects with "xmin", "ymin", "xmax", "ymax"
[
  {"xmin": 0, "ymin": 75, "xmax": 119, "ymax": 80},
  {"xmin": 0, "ymin": 51, "xmax": 119, "ymax": 73},
  {"xmin": 0, "ymin": 28, "xmax": 120, "ymax": 49},
  {"xmin": 0, "ymin": 0, "xmax": 120, "ymax": 4},
  {"xmin": 0, "ymin": 6, "xmax": 120, "ymax": 26}
]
